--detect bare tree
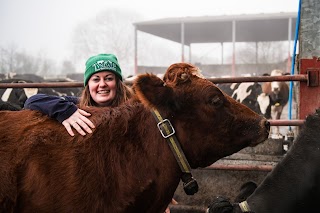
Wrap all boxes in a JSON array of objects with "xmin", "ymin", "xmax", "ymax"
[
  {"xmin": 70, "ymin": 9, "xmax": 143, "ymax": 77},
  {"xmin": 61, "ymin": 60, "xmax": 76, "ymax": 74},
  {"xmin": 0, "ymin": 44, "xmax": 19, "ymax": 73},
  {"xmin": 0, "ymin": 44, "xmax": 58, "ymax": 77}
]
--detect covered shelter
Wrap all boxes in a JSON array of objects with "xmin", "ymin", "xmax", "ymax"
[{"xmin": 133, "ymin": 12, "xmax": 297, "ymax": 76}]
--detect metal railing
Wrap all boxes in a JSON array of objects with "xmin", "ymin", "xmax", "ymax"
[{"xmin": 0, "ymin": 74, "xmax": 307, "ymax": 128}]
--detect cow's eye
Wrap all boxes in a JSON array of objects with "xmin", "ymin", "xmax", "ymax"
[{"xmin": 211, "ymin": 96, "xmax": 223, "ymax": 107}]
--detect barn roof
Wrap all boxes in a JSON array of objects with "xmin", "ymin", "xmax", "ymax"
[{"xmin": 133, "ymin": 12, "xmax": 297, "ymax": 45}]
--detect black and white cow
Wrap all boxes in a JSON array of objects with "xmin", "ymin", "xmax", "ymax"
[
  {"xmin": 0, "ymin": 75, "xmax": 82, "ymax": 108},
  {"xmin": 208, "ymin": 108, "xmax": 320, "ymax": 213},
  {"xmin": 217, "ymin": 82, "xmax": 265, "ymax": 116},
  {"xmin": 218, "ymin": 70, "xmax": 290, "ymax": 125},
  {"xmin": 12, "ymin": 74, "xmax": 82, "ymax": 96},
  {"xmin": 259, "ymin": 70, "xmax": 289, "ymax": 136},
  {"xmin": 0, "ymin": 99, "xmax": 21, "ymax": 111},
  {"xmin": 38, "ymin": 79, "xmax": 82, "ymax": 97},
  {"xmin": 0, "ymin": 79, "xmax": 38, "ymax": 108}
]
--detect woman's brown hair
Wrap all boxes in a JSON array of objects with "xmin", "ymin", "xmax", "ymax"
[{"xmin": 78, "ymin": 77, "xmax": 134, "ymax": 108}]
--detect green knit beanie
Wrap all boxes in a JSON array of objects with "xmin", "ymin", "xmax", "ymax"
[{"xmin": 84, "ymin": 53, "xmax": 123, "ymax": 86}]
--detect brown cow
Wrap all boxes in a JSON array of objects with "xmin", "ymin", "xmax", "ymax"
[
  {"xmin": 259, "ymin": 69, "xmax": 289, "ymax": 137},
  {"xmin": 0, "ymin": 63, "xmax": 270, "ymax": 213}
]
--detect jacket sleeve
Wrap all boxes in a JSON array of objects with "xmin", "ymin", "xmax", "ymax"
[{"xmin": 24, "ymin": 93, "xmax": 79, "ymax": 123}]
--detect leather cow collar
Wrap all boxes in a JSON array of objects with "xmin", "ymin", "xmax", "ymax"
[{"xmin": 151, "ymin": 108, "xmax": 198, "ymax": 195}]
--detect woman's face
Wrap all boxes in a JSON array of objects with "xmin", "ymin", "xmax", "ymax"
[{"xmin": 88, "ymin": 71, "xmax": 117, "ymax": 106}]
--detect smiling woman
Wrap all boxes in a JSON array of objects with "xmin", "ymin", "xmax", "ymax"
[{"xmin": 24, "ymin": 53, "xmax": 134, "ymax": 137}]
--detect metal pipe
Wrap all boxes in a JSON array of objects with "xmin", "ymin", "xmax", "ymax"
[
  {"xmin": 232, "ymin": 20, "xmax": 236, "ymax": 76},
  {"xmin": 169, "ymin": 205, "xmax": 207, "ymax": 213},
  {"xmin": 0, "ymin": 82, "xmax": 84, "ymax": 88},
  {"xmin": 0, "ymin": 74, "xmax": 308, "ymax": 88},
  {"xmin": 181, "ymin": 22, "xmax": 185, "ymax": 62},
  {"xmin": 208, "ymin": 74, "xmax": 307, "ymax": 84},
  {"xmin": 269, "ymin": 119, "xmax": 304, "ymax": 126},
  {"xmin": 134, "ymin": 26, "xmax": 138, "ymax": 75},
  {"xmin": 206, "ymin": 163, "xmax": 274, "ymax": 172}
]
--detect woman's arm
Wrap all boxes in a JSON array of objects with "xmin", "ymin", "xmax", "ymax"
[
  {"xmin": 24, "ymin": 93, "xmax": 79, "ymax": 122},
  {"xmin": 24, "ymin": 94, "xmax": 95, "ymax": 136}
]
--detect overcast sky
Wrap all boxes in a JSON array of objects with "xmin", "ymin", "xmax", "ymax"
[{"xmin": 0, "ymin": 0, "xmax": 299, "ymax": 68}]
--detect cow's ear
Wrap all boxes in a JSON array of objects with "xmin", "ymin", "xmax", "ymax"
[
  {"xmin": 133, "ymin": 73, "xmax": 174, "ymax": 109},
  {"xmin": 163, "ymin": 62, "xmax": 203, "ymax": 86}
]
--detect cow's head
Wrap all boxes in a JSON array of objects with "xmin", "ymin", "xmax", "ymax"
[
  {"xmin": 270, "ymin": 69, "xmax": 284, "ymax": 95},
  {"xmin": 133, "ymin": 63, "xmax": 270, "ymax": 168},
  {"xmin": 257, "ymin": 93, "xmax": 272, "ymax": 119}
]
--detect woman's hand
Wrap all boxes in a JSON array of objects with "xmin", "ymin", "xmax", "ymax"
[{"xmin": 62, "ymin": 109, "xmax": 95, "ymax": 136}]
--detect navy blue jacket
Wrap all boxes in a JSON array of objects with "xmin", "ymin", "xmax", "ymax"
[{"xmin": 24, "ymin": 94, "xmax": 79, "ymax": 123}]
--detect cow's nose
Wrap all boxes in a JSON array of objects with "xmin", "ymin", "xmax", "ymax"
[{"xmin": 264, "ymin": 120, "xmax": 271, "ymax": 131}]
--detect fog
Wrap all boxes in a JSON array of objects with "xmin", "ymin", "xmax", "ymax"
[{"xmin": 0, "ymin": 0, "xmax": 299, "ymax": 77}]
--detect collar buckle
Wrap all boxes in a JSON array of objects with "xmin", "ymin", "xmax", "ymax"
[{"xmin": 157, "ymin": 119, "xmax": 175, "ymax": 138}]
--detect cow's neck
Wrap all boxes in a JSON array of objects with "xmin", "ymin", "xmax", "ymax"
[
  {"xmin": 151, "ymin": 108, "xmax": 198, "ymax": 196},
  {"xmin": 151, "ymin": 108, "xmax": 191, "ymax": 174}
]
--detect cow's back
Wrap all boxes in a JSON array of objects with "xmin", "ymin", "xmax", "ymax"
[{"xmin": 0, "ymin": 106, "xmax": 175, "ymax": 212}]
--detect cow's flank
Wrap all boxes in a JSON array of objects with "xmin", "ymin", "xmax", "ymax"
[
  {"xmin": 0, "ymin": 63, "xmax": 270, "ymax": 212},
  {"xmin": 0, "ymin": 99, "xmax": 21, "ymax": 111}
]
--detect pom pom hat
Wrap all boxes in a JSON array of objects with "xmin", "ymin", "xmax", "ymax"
[{"xmin": 84, "ymin": 53, "xmax": 123, "ymax": 86}]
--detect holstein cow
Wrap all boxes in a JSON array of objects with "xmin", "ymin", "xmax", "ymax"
[
  {"xmin": 0, "ymin": 63, "xmax": 270, "ymax": 212},
  {"xmin": 217, "ymin": 82, "xmax": 264, "ymax": 116},
  {"xmin": 0, "ymin": 99, "xmax": 21, "ymax": 111},
  {"xmin": 0, "ymin": 79, "xmax": 38, "ymax": 108},
  {"xmin": 12, "ymin": 74, "xmax": 83, "ymax": 97},
  {"xmin": 258, "ymin": 70, "xmax": 289, "ymax": 136},
  {"xmin": 208, "ymin": 108, "xmax": 320, "ymax": 213},
  {"xmin": 0, "ymin": 76, "xmax": 82, "ymax": 108}
]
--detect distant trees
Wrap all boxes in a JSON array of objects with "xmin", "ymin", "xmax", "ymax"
[{"xmin": 0, "ymin": 44, "xmax": 76, "ymax": 77}]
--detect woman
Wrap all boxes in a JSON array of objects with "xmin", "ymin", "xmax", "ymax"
[{"xmin": 24, "ymin": 53, "xmax": 134, "ymax": 136}]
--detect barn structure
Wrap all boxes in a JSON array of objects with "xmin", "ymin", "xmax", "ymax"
[{"xmin": 133, "ymin": 12, "xmax": 297, "ymax": 77}]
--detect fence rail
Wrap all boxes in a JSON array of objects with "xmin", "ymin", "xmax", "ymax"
[
  {"xmin": 0, "ymin": 74, "xmax": 308, "ymax": 88},
  {"xmin": 0, "ymin": 74, "xmax": 307, "ymax": 126},
  {"xmin": 207, "ymin": 74, "xmax": 307, "ymax": 83}
]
